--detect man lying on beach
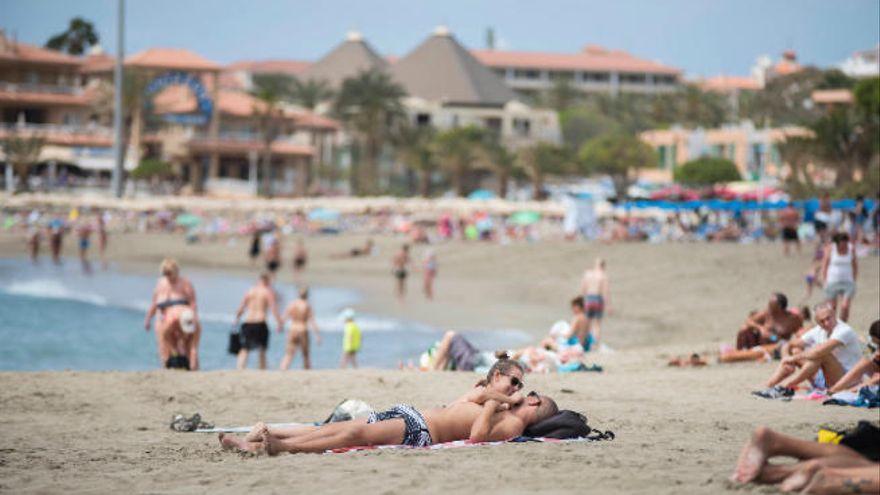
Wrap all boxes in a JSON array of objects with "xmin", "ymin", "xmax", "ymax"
[
  {"xmin": 754, "ymin": 302, "xmax": 863, "ymax": 399},
  {"xmin": 221, "ymin": 391, "xmax": 558, "ymax": 455},
  {"xmin": 731, "ymin": 425, "xmax": 879, "ymax": 493}
]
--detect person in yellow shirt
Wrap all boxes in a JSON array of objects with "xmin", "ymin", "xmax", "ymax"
[{"xmin": 340, "ymin": 308, "xmax": 361, "ymax": 368}]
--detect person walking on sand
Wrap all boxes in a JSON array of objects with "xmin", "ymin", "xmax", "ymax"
[
  {"xmin": 580, "ymin": 258, "xmax": 610, "ymax": 350},
  {"xmin": 48, "ymin": 217, "xmax": 65, "ymax": 264},
  {"xmin": 779, "ymin": 202, "xmax": 801, "ymax": 256},
  {"xmin": 423, "ymin": 249, "xmax": 437, "ymax": 300},
  {"xmin": 822, "ymin": 232, "xmax": 858, "ymax": 322},
  {"xmin": 144, "ymin": 258, "xmax": 202, "ymax": 370},
  {"xmin": 392, "ymin": 244, "xmax": 411, "ymax": 302},
  {"xmin": 234, "ymin": 272, "xmax": 283, "ymax": 370},
  {"xmin": 292, "ymin": 239, "xmax": 307, "ymax": 278},
  {"xmin": 340, "ymin": 308, "xmax": 361, "ymax": 368},
  {"xmin": 280, "ymin": 287, "xmax": 321, "ymax": 370}
]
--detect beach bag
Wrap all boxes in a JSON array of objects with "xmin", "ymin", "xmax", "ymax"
[
  {"xmin": 840, "ymin": 421, "xmax": 880, "ymax": 461},
  {"xmin": 165, "ymin": 355, "xmax": 190, "ymax": 370},
  {"xmin": 524, "ymin": 410, "xmax": 614, "ymax": 440},
  {"xmin": 227, "ymin": 325, "xmax": 242, "ymax": 355}
]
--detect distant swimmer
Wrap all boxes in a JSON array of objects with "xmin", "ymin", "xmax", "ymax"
[
  {"xmin": 393, "ymin": 243, "xmax": 411, "ymax": 301},
  {"xmin": 144, "ymin": 258, "xmax": 201, "ymax": 370},
  {"xmin": 280, "ymin": 287, "xmax": 321, "ymax": 370},
  {"xmin": 580, "ymin": 258, "xmax": 610, "ymax": 350},
  {"xmin": 234, "ymin": 272, "xmax": 283, "ymax": 370}
]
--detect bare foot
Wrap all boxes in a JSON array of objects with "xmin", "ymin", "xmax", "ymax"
[
  {"xmin": 245, "ymin": 422, "xmax": 266, "ymax": 442},
  {"xmin": 756, "ymin": 463, "xmax": 797, "ymax": 484},
  {"xmin": 779, "ymin": 462, "xmax": 820, "ymax": 492},
  {"xmin": 731, "ymin": 427, "xmax": 771, "ymax": 483},
  {"xmin": 259, "ymin": 425, "xmax": 281, "ymax": 456},
  {"xmin": 219, "ymin": 433, "xmax": 255, "ymax": 452}
]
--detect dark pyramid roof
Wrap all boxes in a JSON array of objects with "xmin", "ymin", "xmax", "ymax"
[
  {"xmin": 301, "ymin": 32, "xmax": 388, "ymax": 88},
  {"xmin": 391, "ymin": 26, "xmax": 517, "ymax": 107}
]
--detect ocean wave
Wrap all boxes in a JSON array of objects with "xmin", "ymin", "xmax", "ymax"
[{"xmin": 3, "ymin": 279, "xmax": 109, "ymax": 307}]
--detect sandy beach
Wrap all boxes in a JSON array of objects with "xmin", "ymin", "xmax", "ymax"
[{"xmin": 0, "ymin": 231, "xmax": 878, "ymax": 494}]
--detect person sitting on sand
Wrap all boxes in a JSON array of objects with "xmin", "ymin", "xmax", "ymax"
[
  {"xmin": 220, "ymin": 389, "xmax": 558, "ymax": 455},
  {"xmin": 735, "ymin": 292, "xmax": 802, "ymax": 350},
  {"xmin": 827, "ymin": 320, "xmax": 880, "ymax": 395},
  {"xmin": 731, "ymin": 425, "xmax": 879, "ymax": 493},
  {"xmin": 754, "ymin": 302, "xmax": 864, "ymax": 399},
  {"xmin": 144, "ymin": 258, "xmax": 201, "ymax": 370},
  {"xmin": 279, "ymin": 287, "xmax": 321, "ymax": 370},
  {"xmin": 233, "ymin": 272, "xmax": 283, "ymax": 370},
  {"xmin": 719, "ymin": 306, "xmax": 813, "ymax": 364}
]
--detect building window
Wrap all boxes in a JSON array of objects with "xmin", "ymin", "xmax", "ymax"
[
  {"xmin": 582, "ymin": 72, "xmax": 610, "ymax": 83},
  {"xmin": 484, "ymin": 117, "xmax": 502, "ymax": 135},
  {"xmin": 620, "ymin": 73, "xmax": 647, "ymax": 84},
  {"xmin": 512, "ymin": 118, "xmax": 531, "ymax": 137},
  {"xmin": 549, "ymin": 71, "xmax": 574, "ymax": 81},
  {"xmin": 416, "ymin": 113, "xmax": 431, "ymax": 127},
  {"xmin": 655, "ymin": 75, "xmax": 676, "ymax": 85},
  {"xmin": 513, "ymin": 69, "xmax": 541, "ymax": 80}
]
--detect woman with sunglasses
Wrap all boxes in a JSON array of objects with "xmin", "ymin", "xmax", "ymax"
[{"xmin": 453, "ymin": 352, "xmax": 527, "ymax": 411}]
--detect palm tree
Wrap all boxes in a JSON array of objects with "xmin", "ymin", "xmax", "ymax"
[
  {"xmin": 433, "ymin": 126, "xmax": 485, "ymax": 197},
  {"xmin": 1, "ymin": 133, "xmax": 45, "ymax": 193},
  {"xmin": 45, "ymin": 17, "xmax": 99, "ymax": 55},
  {"xmin": 474, "ymin": 135, "xmax": 515, "ymax": 199},
  {"xmin": 517, "ymin": 142, "xmax": 570, "ymax": 200},
  {"xmin": 250, "ymin": 74, "xmax": 294, "ymax": 197},
  {"xmin": 292, "ymin": 79, "xmax": 334, "ymax": 110},
  {"xmin": 394, "ymin": 124, "xmax": 436, "ymax": 197},
  {"xmin": 333, "ymin": 69, "xmax": 406, "ymax": 195},
  {"xmin": 92, "ymin": 71, "xmax": 151, "ymax": 188}
]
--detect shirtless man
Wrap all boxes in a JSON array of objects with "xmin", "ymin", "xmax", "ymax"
[
  {"xmin": 27, "ymin": 225, "xmax": 41, "ymax": 263},
  {"xmin": 393, "ymin": 244, "xmax": 411, "ymax": 301},
  {"xmin": 779, "ymin": 202, "xmax": 801, "ymax": 256},
  {"xmin": 234, "ymin": 273, "xmax": 282, "ymax": 370},
  {"xmin": 220, "ymin": 391, "xmax": 558, "ymax": 455},
  {"xmin": 144, "ymin": 258, "xmax": 201, "ymax": 370},
  {"xmin": 279, "ymin": 287, "xmax": 321, "ymax": 370},
  {"xmin": 735, "ymin": 293, "xmax": 802, "ymax": 350},
  {"xmin": 569, "ymin": 296, "xmax": 590, "ymax": 349},
  {"xmin": 580, "ymin": 258, "xmax": 610, "ymax": 350},
  {"xmin": 48, "ymin": 217, "xmax": 65, "ymax": 265},
  {"xmin": 292, "ymin": 239, "xmax": 307, "ymax": 278},
  {"xmin": 264, "ymin": 230, "xmax": 281, "ymax": 274}
]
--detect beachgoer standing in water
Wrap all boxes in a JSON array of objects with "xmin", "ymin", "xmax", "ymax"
[
  {"xmin": 76, "ymin": 219, "xmax": 93, "ymax": 268},
  {"xmin": 340, "ymin": 308, "xmax": 361, "ymax": 368},
  {"xmin": 423, "ymin": 249, "xmax": 437, "ymax": 300},
  {"xmin": 779, "ymin": 202, "xmax": 800, "ymax": 256},
  {"xmin": 292, "ymin": 239, "xmax": 307, "ymax": 278},
  {"xmin": 27, "ymin": 225, "xmax": 41, "ymax": 263},
  {"xmin": 393, "ymin": 244, "xmax": 411, "ymax": 301},
  {"xmin": 97, "ymin": 212, "xmax": 108, "ymax": 268},
  {"xmin": 822, "ymin": 232, "xmax": 858, "ymax": 322},
  {"xmin": 280, "ymin": 287, "xmax": 321, "ymax": 370},
  {"xmin": 144, "ymin": 258, "xmax": 201, "ymax": 370},
  {"xmin": 264, "ymin": 229, "xmax": 281, "ymax": 275},
  {"xmin": 248, "ymin": 228, "xmax": 261, "ymax": 266},
  {"xmin": 580, "ymin": 258, "xmax": 610, "ymax": 350},
  {"xmin": 48, "ymin": 217, "xmax": 64, "ymax": 264},
  {"xmin": 234, "ymin": 272, "xmax": 283, "ymax": 370}
]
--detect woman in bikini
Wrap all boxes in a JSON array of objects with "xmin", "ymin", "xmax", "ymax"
[{"xmin": 144, "ymin": 258, "xmax": 201, "ymax": 370}]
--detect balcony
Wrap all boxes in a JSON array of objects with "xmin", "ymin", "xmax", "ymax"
[{"xmin": 0, "ymin": 81, "xmax": 83, "ymax": 96}]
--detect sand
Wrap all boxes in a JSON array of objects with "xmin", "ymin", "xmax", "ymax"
[{"xmin": 0, "ymin": 231, "xmax": 878, "ymax": 494}]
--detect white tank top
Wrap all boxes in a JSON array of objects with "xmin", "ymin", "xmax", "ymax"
[{"xmin": 826, "ymin": 243, "xmax": 854, "ymax": 285}]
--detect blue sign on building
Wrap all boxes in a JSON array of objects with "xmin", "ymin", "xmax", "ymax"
[{"xmin": 145, "ymin": 71, "xmax": 213, "ymax": 126}]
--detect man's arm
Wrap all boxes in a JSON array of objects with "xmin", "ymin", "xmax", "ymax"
[
  {"xmin": 821, "ymin": 246, "xmax": 831, "ymax": 281},
  {"xmin": 601, "ymin": 276, "xmax": 610, "ymax": 312},
  {"xmin": 144, "ymin": 286, "xmax": 159, "ymax": 331},
  {"xmin": 463, "ymin": 389, "xmax": 524, "ymax": 407},
  {"xmin": 308, "ymin": 307, "xmax": 321, "ymax": 344},
  {"xmin": 234, "ymin": 292, "xmax": 249, "ymax": 323},
  {"xmin": 787, "ymin": 339, "xmax": 841, "ymax": 365},
  {"xmin": 469, "ymin": 401, "xmax": 526, "ymax": 443},
  {"xmin": 852, "ymin": 252, "xmax": 858, "ymax": 281}
]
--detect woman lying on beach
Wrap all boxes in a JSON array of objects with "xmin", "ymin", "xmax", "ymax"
[
  {"xmin": 718, "ymin": 306, "xmax": 812, "ymax": 364},
  {"xmin": 144, "ymin": 258, "xmax": 201, "ymax": 370},
  {"xmin": 220, "ymin": 358, "xmax": 553, "ymax": 454},
  {"xmin": 731, "ymin": 425, "xmax": 879, "ymax": 493}
]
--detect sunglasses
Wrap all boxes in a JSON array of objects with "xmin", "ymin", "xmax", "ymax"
[{"xmin": 502, "ymin": 373, "xmax": 523, "ymax": 390}]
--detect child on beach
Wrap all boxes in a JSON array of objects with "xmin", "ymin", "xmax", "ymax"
[{"xmin": 340, "ymin": 308, "xmax": 361, "ymax": 368}]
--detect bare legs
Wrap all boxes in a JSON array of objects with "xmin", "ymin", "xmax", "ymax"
[
  {"xmin": 340, "ymin": 352, "xmax": 358, "ymax": 369},
  {"xmin": 431, "ymin": 331, "xmax": 456, "ymax": 370},
  {"xmin": 765, "ymin": 353, "xmax": 845, "ymax": 389},
  {"xmin": 423, "ymin": 272, "xmax": 435, "ymax": 300},
  {"xmin": 280, "ymin": 332, "xmax": 309, "ymax": 370},
  {"xmin": 221, "ymin": 418, "xmax": 402, "ymax": 455},
  {"xmin": 237, "ymin": 348, "xmax": 268, "ymax": 370}
]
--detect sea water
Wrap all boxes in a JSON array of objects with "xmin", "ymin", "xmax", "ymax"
[{"xmin": 0, "ymin": 258, "xmax": 529, "ymax": 371}]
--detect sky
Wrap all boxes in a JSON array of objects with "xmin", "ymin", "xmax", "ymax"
[{"xmin": 2, "ymin": 0, "xmax": 878, "ymax": 78}]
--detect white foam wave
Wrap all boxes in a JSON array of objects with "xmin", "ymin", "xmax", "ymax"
[{"xmin": 3, "ymin": 279, "xmax": 109, "ymax": 306}]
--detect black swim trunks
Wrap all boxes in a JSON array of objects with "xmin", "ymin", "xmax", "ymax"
[
  {"xmin": 266, "ymin": 260, "xmax": 280, "ymax": 272},
  {"xmin": 367, "ymin": 404, "xmax": 433, "ymax": 447},
  {"xmin": 394, "ymin": 269, "xmax": 407, "ymax": 280},
  {"xmin": 240, "ymin": 322, "xmax": 269, "ymax": 350},
  {"xmin": 294, "ymin": 256, "xmax": 306, "ymax": 269},
  {"xmin": 781, "ymin": 227, "xmax": 798, "ymax": 241}
]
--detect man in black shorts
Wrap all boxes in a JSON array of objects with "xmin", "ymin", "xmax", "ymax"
[
  {"xmin": 779, "ymin": 202, "xmax": 800, "ymax": 256},
  {"xmin": 234, "ymin": 273, "xmax": 282, "ymax": 369},
  {"xmin": 392, "ymin": 243, "xmax": 410, "ymax": 301}
]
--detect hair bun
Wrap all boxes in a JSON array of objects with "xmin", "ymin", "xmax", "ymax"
[{"xmin": 495, "ymin": 350, "xmax": 510, "ymax": 360}]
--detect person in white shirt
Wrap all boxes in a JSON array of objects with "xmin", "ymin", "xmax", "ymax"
[
  {"xmin": 756, "ymin": 302, "xmax": 863, "ymax": 397},
  {"xmin": 822, "ymin": 232, "xmax": 858, "ymax": 322}
]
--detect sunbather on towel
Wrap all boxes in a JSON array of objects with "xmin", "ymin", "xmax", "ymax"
[
  {"xmin": 220, "ymin": 391, "xmax": 558, "ymax": 455},
  {"xmin": 731, "ymin": 426, "xmax": 879, "ymax": 493}
]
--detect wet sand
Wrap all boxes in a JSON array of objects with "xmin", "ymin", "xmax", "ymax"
[{"xmin": 0, "ymin": 231, "xmax": 877, "ymax": 494}]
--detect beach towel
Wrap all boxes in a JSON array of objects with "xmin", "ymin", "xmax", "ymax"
[{"xmin": 325, "ymin": 434, "xmax": 613, "ymax": 455}]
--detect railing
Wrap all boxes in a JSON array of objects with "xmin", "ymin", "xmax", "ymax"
[{"xmin": 0, "ymin": 81, "xmax": 83, "ymax": 96}]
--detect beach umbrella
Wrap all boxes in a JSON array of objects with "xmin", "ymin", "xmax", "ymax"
[
  {"xmin": 508, "ymin": 210, "xmax": 541, "ymax": 225},
  {"xmin": 175, "ymin": 213, "xmax": 203, "ymax": 227},
  {"xmin": 307, "ymin": 208, "xmax": 340, "ymax": 222},
  {"xmin": 468, "ymin": 189, "xmax": 495, "ymax": 200}
]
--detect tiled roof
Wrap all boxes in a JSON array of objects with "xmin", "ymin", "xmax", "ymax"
[
  {"xmin": 226, "ymin": 59, "xmax": 311, "ymax": 74},
  {"xmin": 0, "ymin": 88, "xmax": 91, "ymax": 106},
  {"xmin": 127, "ymin": 48, "xmax": 220, "ymax": 71},
  {"xmin": 698, "ymin": 75, "xmax": 762, "ymax": 93},
  {"xmin": 471, "ymin": 46, "xmax": 680, "ymax": 75},
  {"xmin": 0, "ymin": 38, "xmax": 81, "ymax": 66}
]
